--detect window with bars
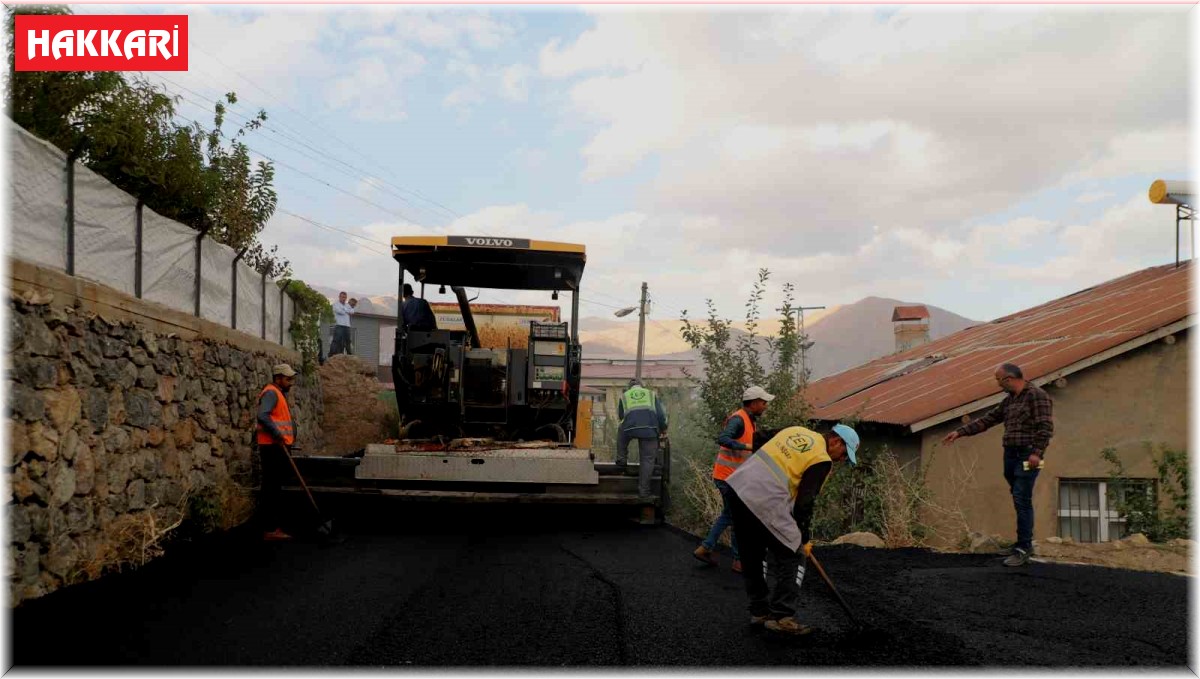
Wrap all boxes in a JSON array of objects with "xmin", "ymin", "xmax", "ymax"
[{"xmin": 1058, "ymin": 479, "xmax": 1154, "ymax": 543}]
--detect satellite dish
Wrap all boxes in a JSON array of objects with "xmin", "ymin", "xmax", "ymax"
[{"xmin": 1149, "ymin": 179, "xmax": 1193, "ymax": 206}]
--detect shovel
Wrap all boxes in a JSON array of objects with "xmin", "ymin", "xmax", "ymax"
[{"xmin": 281, "ymin": 444, "xmax": 337, "ymax": 540}]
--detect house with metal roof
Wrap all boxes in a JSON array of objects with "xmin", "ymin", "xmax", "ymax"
[{"xmin": 806, "ymin": 261, "xmax": 1192, "ymax": 546}]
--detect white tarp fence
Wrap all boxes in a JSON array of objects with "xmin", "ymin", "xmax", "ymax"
[
  {"xmin": 74, "ymin": 162, "xmax": 137, "ymax": 295},
  {"xmin": 282, "ymin": 295, "xmax": 295, "ymax": 350},
  {"xmin": 7, "ymin": 119, "xmax": 296, "ymax": 347},
  {"xmin": 142, "ymin": 207, "xmax": 198, "ymax": 312},
  {"xmin": 235, "ymin": 260, "xmax": 262, "ymax": 336},
  {"xmin": 8, "ymin": 118, "xmax": 68, "ymax": 271},
  {"xmin": 199, "ymin": 238, "xmax": 234, "ymax": 327},
  {"xmin": 264, "ymin": 279, "xmax": 282, "ymax": 344}
]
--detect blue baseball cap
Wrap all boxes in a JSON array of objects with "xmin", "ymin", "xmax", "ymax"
[{"xmin": 831, "ymin": 424, "xmax": 860, "ymax": 465}]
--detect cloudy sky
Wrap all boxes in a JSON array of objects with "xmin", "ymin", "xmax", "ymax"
[{"xmin": 81, "ymin": 3, "xmax": 1192, "ymax": 326}]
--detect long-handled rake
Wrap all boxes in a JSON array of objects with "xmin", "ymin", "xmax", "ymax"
[
  {"xmin": 281, "ymin": 444, "xmax": 337, "ymax": 540},
  {"xmin": 805, "ymin": 547, "xmax": 865, "ymax": 632}
]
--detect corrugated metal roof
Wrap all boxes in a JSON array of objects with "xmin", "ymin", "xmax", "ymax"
[
  {"xmin": 892, "ymin": 305, "xmax": 930, "ymax": 322},
  {"xmin": 807, "ymin": 262, "xmax": 1194, "ymax": 428}
]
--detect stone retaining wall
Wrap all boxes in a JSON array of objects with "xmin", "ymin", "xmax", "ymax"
[{"xmin": 6, "ymin": 260, "xmax": 323, "ymax": 606}]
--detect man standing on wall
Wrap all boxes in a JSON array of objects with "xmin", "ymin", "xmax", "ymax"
[
  {"xmin": 257, "ymin": 363, "xmax": 298, "ymax": 541},
  {"xmin": 329, "ymin": 291, "xmax": 357, "ymax": 356},
  {"xmin": 694, "ymin": 385, "xmax": 774, "ymax": 574},
  {"xmin": 942, "ymin": 362, "xmax": 1054, "ymax": 567},
  {"xmin": 616, "ymin": 378, "xmax": 669, "ymax": 501}
]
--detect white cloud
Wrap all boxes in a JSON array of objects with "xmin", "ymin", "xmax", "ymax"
[
  {"xmin": 539, "ymin": 7, "xmax": 1189, "ymax": 259},
  {"xmin": 501, "ymin": 64, "xmax": 533, "ymax": 102},
  {"xmin": 1060, "ymin": 126, "xmax": 1190, "ymax": 185},
  {"xmin": 1077, "ymin": 192, "xmax": 1116, "ymax": 204},
  {"xmin": 326, "ymin": 55, "xmax": 424, "ymax": 122}
]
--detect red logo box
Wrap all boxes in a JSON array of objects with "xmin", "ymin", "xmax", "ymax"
[{"xmin": 14, "ymin": 14, "xmax": 188, "ymax": 72}]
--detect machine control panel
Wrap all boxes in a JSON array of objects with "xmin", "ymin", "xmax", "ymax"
[{"xmin": 528, "ymin": 322, "xmax": 570, "ymax": 391}]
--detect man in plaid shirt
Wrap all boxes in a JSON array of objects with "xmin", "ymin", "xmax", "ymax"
[{"xmin": 943, "ymin": 363, "xmax": 1054, "ymax": 567}]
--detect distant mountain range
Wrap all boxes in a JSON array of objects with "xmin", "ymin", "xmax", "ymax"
[
  {"xmin": 314, "ymin": 285, "xmax": 979, "ymax": 381},
  {"xmin": 576, "ymin": 297, "xmax": 979, "ymax": 380}
]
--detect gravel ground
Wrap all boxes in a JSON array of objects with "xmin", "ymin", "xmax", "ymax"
[{"xmin": 9, "ymin": 501, "xmax": 1191, "ymax": 667}]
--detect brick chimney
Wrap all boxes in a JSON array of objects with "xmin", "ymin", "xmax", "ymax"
[{"xmin": 892, "ymin": 305, "xmax": 931, "ymax": 353}]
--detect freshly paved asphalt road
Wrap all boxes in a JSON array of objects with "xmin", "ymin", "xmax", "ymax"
[{"xmin": 10, "ymin": 502, "xmax": 1191, "ymax": 667}]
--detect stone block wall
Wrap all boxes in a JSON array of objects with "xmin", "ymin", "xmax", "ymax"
[{"xmin": 6, "ymin": 261, "xmax": 323, "ymax": 606}]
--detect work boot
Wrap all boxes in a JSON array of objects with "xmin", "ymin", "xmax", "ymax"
[
  {"xmin": 732, "ymin": 559, "xmax": 743, "ymax": 574},
  {"xmin": 765, "ymin": 617, "xmax": 814, "ymax": 636},
  {"xmin": 1003, "ymin": 547, "xmax": 1031, "ymax": 567},
  {"xmin": 263, "ymin": 529, "xmax": 293, "ymax": 542},
  {"xmin": 693, "ymin": 545, "xmax": 718, "ymax": 566}
]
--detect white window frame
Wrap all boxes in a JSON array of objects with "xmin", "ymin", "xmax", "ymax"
[{"xmin": 1057, "ymin": 480, "xmax": 1124, "ymax": 542}]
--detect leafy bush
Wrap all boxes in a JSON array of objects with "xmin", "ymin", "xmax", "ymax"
[{"xmin": 1101, "ymin": 446, "xmax": 1190, "ymax": 542}]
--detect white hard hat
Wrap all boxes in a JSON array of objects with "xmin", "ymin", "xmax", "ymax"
[{"xmin": 742, "ymin": 385, "xmax": 775, "ymax": 403}]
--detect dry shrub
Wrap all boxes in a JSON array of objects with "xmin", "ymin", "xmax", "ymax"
[
  {"xmin": 874, "ymin": 446, "xmax": 978, "ymax": 549},
  {"xmin": 74, "ymin": 504, "xmax": 187, "ymax": 582},
  {"xmin": 916, "ymin": 447, "xmax": 979, "ymax": 548},
  {"xmin": 674, "ymin": 456, "xmax": 727, "ymax": 544},
  {"xmin": 213, "ymin": 474, "xmax": 255, "ymax": 531},
  {"xmin": 874, "ymin": 450, "xmax": 927, "ymax": 548}
]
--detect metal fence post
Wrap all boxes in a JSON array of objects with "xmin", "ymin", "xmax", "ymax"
[
  {"xmin": 193, "ymin": 225, "xmax": 211, "ymax": 317},
  {"xmin": 65, "ymin": 144, "xmax": 84, "ymax": 276},
  {"xmin": 261, "ymin": 271, "xmax": 267, "ymax": 340},
  {"xmin": 134, "ymin": 199, "xmax": 144, "ymax": 298},
  {"xmin": 231, "ymin": 246, "xmax": 248, "ymax": 329}
]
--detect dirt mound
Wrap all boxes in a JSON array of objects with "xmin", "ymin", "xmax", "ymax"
[
  {"xmin": 1030, "ymin": 534, "xmax": 1190, "ymax": 574},
  {"xmin": 319, "ymin": 355, "xmax": 391, "ymax": 456}
]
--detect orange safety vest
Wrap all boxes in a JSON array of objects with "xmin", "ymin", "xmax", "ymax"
[
  {"xmin": 256, "ymin": 383, "xmax": 295, "ymax": 446},
  {"xmin": 713, "ymin": 409, "xmax": 755, "ymax": 481}
]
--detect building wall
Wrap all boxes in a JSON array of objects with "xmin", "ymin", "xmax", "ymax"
[
  {"xmin": 320, "ymin": 316, "xmax": 383, "ymax": 367},
  {"xmin": 919, "ymin": 329, "xmax": 1190, "ymax": 547}
]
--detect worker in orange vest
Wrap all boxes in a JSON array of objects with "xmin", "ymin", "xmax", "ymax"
[
  {"xmin": 693, "ymin": 385, "xmax": 774, "ymax": 573},
  {"xmin": 257, "ymin": 363, "xmax": 298, "ymax": 541}
]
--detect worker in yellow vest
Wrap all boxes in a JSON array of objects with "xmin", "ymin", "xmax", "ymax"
[
  {"xmin": 256, "ymin": 363, "xmax": 298, "ymax": 542},
  {"xmin": 693, "ymin": 385, "xmax": 774, "ymax": 573},
  {"xmin": 726, "ymin": 423, "xmax": 860, "ymax": 636},
  {"xmin": 615, "ymin": 379, "xmax": 669, "ymax": 500}
]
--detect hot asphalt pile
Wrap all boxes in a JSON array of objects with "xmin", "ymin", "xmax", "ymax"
[{"xmin": 10, "ymin": 502, "xmax": 1190, "ymax": 667}]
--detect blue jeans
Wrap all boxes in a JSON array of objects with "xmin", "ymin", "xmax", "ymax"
[
  {"xmin": 1003, "ymin": 446, "xmax": 1040, "ymax": 551},
  {"xmin": 702, "ymin": 479, "xmax": 740, "ymax": 560}
]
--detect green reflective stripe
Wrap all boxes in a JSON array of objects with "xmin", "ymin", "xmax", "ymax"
[{"xmin": 754, "ymin": 450, "xmax": 789, "ymax": 485}]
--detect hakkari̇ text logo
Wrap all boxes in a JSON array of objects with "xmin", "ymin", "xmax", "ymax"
[{"xmin": 14, "ymin": 14, "xmax": 188, "ymax": 72}]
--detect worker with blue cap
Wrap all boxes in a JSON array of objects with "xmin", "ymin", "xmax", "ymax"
[{"xmin": 725, "ymin": 422, "xmax": 860, "ymax": 636}]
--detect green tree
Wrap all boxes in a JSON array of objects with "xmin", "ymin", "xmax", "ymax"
[
  {"xmin": 5, "ymin": 4, "xmax": 285, "ymax": 278},
  {"xmin": 679, "ymin": 268, "xmax": 812, "ymax": 431},
  {"xmin": 669, "ymin": 269, "xmax": 815, "ymax": 536}
]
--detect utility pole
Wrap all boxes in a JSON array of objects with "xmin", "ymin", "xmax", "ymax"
[
  {"xmin": 796, "ymin": 305, "xmax": 825, "ymax": 383},
  {"xmin": 636, "ymin": 281, "xmax": 648, "ymax": 381}
]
